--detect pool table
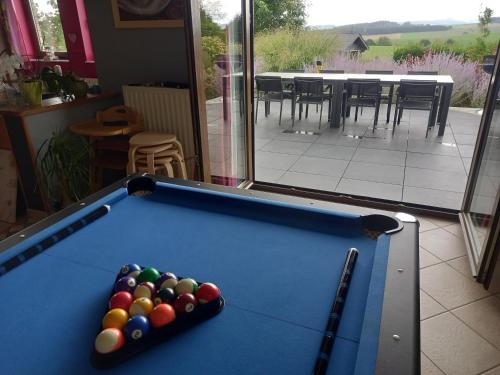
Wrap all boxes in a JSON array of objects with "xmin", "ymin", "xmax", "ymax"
[{"xmin": 0, "ymin": 176, "xmax": 420, "ymax": 375}]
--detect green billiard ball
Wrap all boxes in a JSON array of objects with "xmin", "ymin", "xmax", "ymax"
[{"xmin": 137, "ymin": 267, "xmax": 161, "ymax": 283}]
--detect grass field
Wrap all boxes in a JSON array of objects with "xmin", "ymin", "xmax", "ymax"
[
  {"xmin": 361, "ymin": 23, "xmax": 500, "ymax": 60},
  {"xmin": 366, "ymin": 23, "xmax": 500, "ymax": 47}
]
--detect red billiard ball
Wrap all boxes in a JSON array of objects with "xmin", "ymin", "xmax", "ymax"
[
  {"xmin": 150, "ymin": 304, "xmax": 176, "ymax": 328},
  {"xmin": 134, "ymin": 282, "xmax": 156, "ymax": 300},
  {"xmin": 195, "ymin": 283, "xmax": 221, "ymax": 304},
  {"xmin": 174, "ymin": 293, "xmax": 198, "ymax": 314},
  {"xmin": 109, "ymin": 291, "xmax": 133, "ymax": 311},
  {"xmin": 94, "ymin": 328, "xmax": 125, "ymax": 354}
]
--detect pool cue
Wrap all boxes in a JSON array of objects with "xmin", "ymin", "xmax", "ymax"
[
  {"xmin": 0, "ymin": 205, "xmax": 110, "ymax": 278},
  {"xmin": 313, "ymin": 247, "xmax": 359, "ymax": 375}
]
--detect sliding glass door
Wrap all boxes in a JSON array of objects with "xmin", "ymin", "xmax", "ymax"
[
  {"xmin": 461, "ymin": 43, "xmax": 500, "ymax": 287},
  {"xmin": 188, "ymin": 0, "xmax": 252, "ymax": 186}
]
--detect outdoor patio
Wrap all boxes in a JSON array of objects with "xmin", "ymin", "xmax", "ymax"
[{"xmin": 207, "ymin": 99, "xmax": 482, "ymax": 210}]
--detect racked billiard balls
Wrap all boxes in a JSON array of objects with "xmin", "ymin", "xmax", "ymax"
[
  {"xmin": 156, "ymin": 272, "xmax": 178, "ymax": 290},
  {"xmin": 129, "ymin": 297, "xmax": 154, "ymax": 317},
  {"xmin": 174, "ymin": 278, "xmax": 198, "ymax": 295},
  {"xmin": 114, "ymin": 276, "xmax": 137, "ymax": 293},
  {"xmin": 195, "ymin": 283, "xmax": 221, "ymax": 304},
  {"xmin": 109, "ymin": 291, "xmax": 133, "ymax": 311},
  {"xmin": 134, "ymin": 282, "xmax": 156, "ymax": 300},
  {"xmin": 102, "ymin": 308, "xmax": 129, "ymax": 330},
  {"xmin": 128, "ymin": 270, "xmax": 141, "ymax": 280},
  {"xmin": 150, "ymin": 304, "xmax": 176, "ymax": 328},
  {"xmin": 118, "ymin": 264, "xmax": 141, "ymax": 279},
  {"xmin": 124, "ymin": 316, "xmax": 150, "ymax": 341},
  {"xmin": 174, "ymin": 293, "xmax": 198, "ymax": 314},
  {"xmin": 154, "ymin": 288, "xmax": 176, "ymax": 306},
  {"xmin": 137, "ymin": 267, "xmax": 161, "ymax": 284},
  {"xmin": 95, "ymin": 328, "xmax": 124, "ymax": 354}
]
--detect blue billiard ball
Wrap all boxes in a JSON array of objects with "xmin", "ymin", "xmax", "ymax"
[
  {"xmin": 124, "ymin": 316, "xmax": 150, "ymax": 341},
  {"xmin": 118, "ymin": 264, "xmax": 141, "ymax": 279}
]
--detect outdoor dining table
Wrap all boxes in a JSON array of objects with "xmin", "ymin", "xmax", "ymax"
[{"xmin": 222, "ymin": 72, "xmax": 454, "ymax": 136}]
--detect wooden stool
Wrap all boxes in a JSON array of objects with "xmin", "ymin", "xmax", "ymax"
[
  {"xmin": 136, "ymin": 156, "xmax": 175, "ymax": 177},
  {"xmin": 128, "ymin": 132, "xmax": 187, "ymax": 179}
]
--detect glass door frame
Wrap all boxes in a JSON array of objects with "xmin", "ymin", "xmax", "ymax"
[
  {"xmin": 460, "ymin": 42, "xmax": 500, "ymax": 280},
  {"xmin": 185, "ymin": 0, "xmax": 255, "ymax": 186}
]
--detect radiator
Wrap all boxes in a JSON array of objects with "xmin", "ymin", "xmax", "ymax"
[{"xmin": 122, "ymin": 85, "xmax": 196, "ymax": 176}]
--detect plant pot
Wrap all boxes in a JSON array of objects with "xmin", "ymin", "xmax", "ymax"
[
  {"xmin": 73, "ymin": 80, "xmax": 88, "ymax": 99},
  {"xmin": 21, "ymin": 80, "xmax": 42, "ymax": 106}
]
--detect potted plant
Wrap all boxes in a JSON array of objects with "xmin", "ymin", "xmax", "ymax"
[
  {"xmin": 37, "ymin": 130, "xmax": 91, "ymax": 210},
  {"xmin": 61, "ymin": 72, "xmax": 89, "ymax": 99},
  {"xmin": 0, "ymin": 50, "xmax": 23, "ymax": 105}
]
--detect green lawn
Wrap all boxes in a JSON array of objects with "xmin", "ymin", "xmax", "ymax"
[
  {"xmin": 367, "ymin": 23, "xmax": 500, "ymax": 47},
  {"xmin": 362, "ymin": 45, "xmax": 394, "ymax": 60},
  {"xmin": 362, "ymin": 23, "xmax": 500, "ymax": 60}
]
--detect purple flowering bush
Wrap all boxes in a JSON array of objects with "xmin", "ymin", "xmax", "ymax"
[{"xmin": 303, "ymin": 52, "xmax": 491, "ymax": 107}]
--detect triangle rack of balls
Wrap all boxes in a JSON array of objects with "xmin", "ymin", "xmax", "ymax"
[{"xmin": 91, "ymin": 264, "xmax": 224, "ymax": 368}]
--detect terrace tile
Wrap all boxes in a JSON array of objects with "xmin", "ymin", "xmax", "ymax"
[
  {"xmin": 352, "ymin": 148, "xmax": 406, "ymax": 166},
  {"xmin": 405, "ymin": 167, "xmax": 467, "ymax": 193},
  {"xmin": 261, "ymin": 140, "xmax": 312, "ymax": 155},
  {"xmin": 335, "ymin": 178, "xmax": 403, "ymax": 201},
  {"xmin": 277, "ymin": 172, "xmax": 339, "ymax": 192},
  {"xmin": 343, "ymin": 161, "xmax": 404, "ymax": 185},
  {"xmin": 290, "ymin": 156, "xmax": 349, "ymax": 177},
  {"xmin": 304, "ymin": 144, "xmax": 356, "ymax": 160},
  {"xmin": 255, "ymin": 151, "xmax": 300, "ymax": 170},
  {"xmin": 405, "ymin": 153, "xmax": 465, "ymax": 173}
]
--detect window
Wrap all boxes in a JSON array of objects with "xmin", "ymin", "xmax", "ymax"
[{"xmin": 27, "ymin": 0, "xmax": 67, "ymax": 58}]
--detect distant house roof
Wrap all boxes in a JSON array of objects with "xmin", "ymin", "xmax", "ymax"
[{"xmin": 337, "ymin": 33, "xmax": 368, "ymax": 52}]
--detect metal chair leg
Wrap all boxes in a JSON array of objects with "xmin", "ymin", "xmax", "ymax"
[
  {"xmin": 355, "ymin": 105, "xmax": 359, "ymax": 122},
  {"xmin": 397, "ymin": 107, "xmax": 403, "ymax": 125},
  {"xmin": 255, "ymin": 99, "xmax": 259, "ymax": 124},
  {"xmin": 319, "ymin": 102, "xmax": 323, "ymax": 129},
  {"xmin": 279, "ymin": 100, "xmax": 283, "ymax": 127}
]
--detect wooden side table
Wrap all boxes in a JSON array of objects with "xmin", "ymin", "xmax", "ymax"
[{"xmin": 69, "ymin": 120, "xmax": 142, "ymax": 190}]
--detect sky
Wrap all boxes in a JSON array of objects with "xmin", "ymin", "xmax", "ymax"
[
  {"xmin": 208, "ymin": 0, "xmax": 498, "ymax": 27},
  {"xmin": 306, "ymin": 0, "xmax": 499, "ymax": 26}
]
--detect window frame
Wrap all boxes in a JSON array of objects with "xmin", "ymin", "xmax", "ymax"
[
  {"xmin": 8, "ymin": 0, "xmax": 96, "ymax": 78},
  {"xmin": 23, "ymin": 0, "xmax": 69, "ymax": 59}
]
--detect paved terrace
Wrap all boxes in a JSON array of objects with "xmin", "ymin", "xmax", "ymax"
[{"xmin": 207, "ymin": 99, "xmax": 483, "ymax": 210}]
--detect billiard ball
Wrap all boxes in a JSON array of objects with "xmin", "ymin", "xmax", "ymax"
[
  {"xmin": 174, "ymin": 278, "xmax": 198, "ymax": 295},
  {"xmin": 129, "ymin": 297, "xmax": 154, "ymax": 317},
  {"xmin": 154, "ymin": 288, "xmax": 176, "ymax": 306},
  {"xmin": 124, "ymin": 316, "xmax": 150, "ymax": 341},
  {"xmin": 114, "ymin": 276, "xmax": 137, "ymax": 293},
  {"xmin": 174, "ymin": 293, "xmax": 198, "ymax": 314},
  {"xmin": 117, "ymin": 264, "xmax": 141, "ymax": 279},
  {"xmin": 133, "ymin": 282, "xmax": 156, "ymax": 300},
  {"xmin": 195, "ymin": 283, "xmax": 221, "ymax": 304},
  {"xmin": 156, "ymin": 272, "xmax": 178, "ymax": 290},
  {"xmin": 137, "ymin": 267, "xmax": 161, "ymax": 284},
  {"xmin": 102, "ymin": 308, "xmax": 129, "ymax": 330},
  {"xmin": 95, "ymin": 328, "xmax": 125, "ymax": 354},
  {"xmin": 109, "ymin": 291, "xmax": 133, "ymax": 311},
  {"xmin": 150, "ymin": 304, "xmax": 176, "ymax": 328},
  {"xmin": 128, "ymin": 270, "xmax": 141, "ymax": 280}
]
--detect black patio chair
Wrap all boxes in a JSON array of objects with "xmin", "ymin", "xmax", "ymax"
[
  {"xmin": 365, "ymin": 70, "xmax": 394, "ymax": 123},
  {"xmin": 342, "ymin": 79, "xmax": 382, "ymax": 132},
  {"xmin": 393, "ymin": 80, "xmax": 440, "ymax": 137},
  {"xmin": 408, "ymin": 71, "xmax": 438, "ymax": 75},
  {"xmin": 292, "ymin": 77, "xmax": 331, "ymax": 128},
  {"xmin": 318, "ymin": 70, "xmax": 344, "ymax": 114},
  {"xmin": 255, "ymin": 76, "xmax": 293, "ymax": 126}
]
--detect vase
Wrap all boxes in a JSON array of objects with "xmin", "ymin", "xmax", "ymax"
[{"xmin": 21, "ymin": 80, "xmax": 42, "ymax": 106}]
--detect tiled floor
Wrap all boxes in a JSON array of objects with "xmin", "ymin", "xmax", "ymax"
[
  {"xmin": 206, "ymin": 99, "xmax": 483, "ymax": 210},
  {"xmin": 418, "ymin": 216, "xmax": 500, "ymax": 375}
]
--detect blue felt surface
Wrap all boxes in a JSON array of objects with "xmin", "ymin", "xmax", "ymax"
[{"xmin": 0, "ymin": 182, "xmax": 390, "ymax": 374}]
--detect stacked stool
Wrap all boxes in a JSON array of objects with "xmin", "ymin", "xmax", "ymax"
[{"xmin": 127, "ymin": 132, "xmax": 188, "ymax": 179}]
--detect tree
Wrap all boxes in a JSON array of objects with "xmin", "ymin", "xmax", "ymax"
[
  {"xmin": 478, "ymin": 7, "xmax": 493, "ymax": 39},
  {"xmin": 420, "ymin": 39, "xmax": 431, "ymax": 47},
  {"xmin": 377, "ymin": 36, "xmax": 392, "ymax": 46},
  {"xmin": 254, "ymin": 0, "xmax": 307, "ymax": 33},
  {"xmin": 32, "ymin": 0, "xmax": 66, "ymax": 53},
  {"xmin": 366, "ymin": 38, "xmax": 376, "ymax": 46}
]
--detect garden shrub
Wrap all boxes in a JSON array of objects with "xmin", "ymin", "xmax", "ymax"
[{"xmin": 254, "ymin": 29, "xmax": 339, "ymax": 72}]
